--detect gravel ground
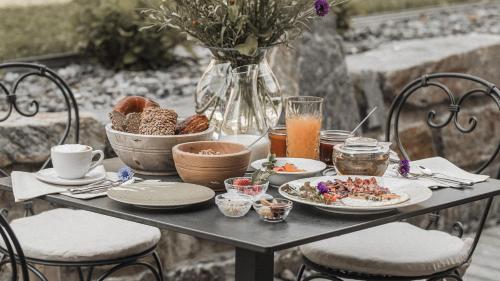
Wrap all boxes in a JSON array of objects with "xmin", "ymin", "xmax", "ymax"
[
  {"xmin": 0, "ymin": 46, "xmax": 210, "ymax": 122},
  {"xmin": 343, "ymin": 2, "xmax": 500, "ymax": 54}
]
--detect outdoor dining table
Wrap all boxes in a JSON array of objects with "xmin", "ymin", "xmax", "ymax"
[{"xmin": 1, "ymin": 158, "xmax": 500, "ymax": 281}]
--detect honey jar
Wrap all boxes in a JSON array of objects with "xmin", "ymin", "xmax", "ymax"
[{"xmin": 268, "ymin": 126, "xmax": 287, "ymax": 157}]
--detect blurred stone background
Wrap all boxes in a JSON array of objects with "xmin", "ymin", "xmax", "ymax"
[{"xmin": 0, "ymin": 0, "xmax": 499, "ymax": 280}]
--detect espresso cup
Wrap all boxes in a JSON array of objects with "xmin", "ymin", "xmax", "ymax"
[{"xmin": 51, "ymin": 144, "xmax": 104, "ymax": 179}]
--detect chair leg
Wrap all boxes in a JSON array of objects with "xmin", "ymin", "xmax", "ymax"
[
  {"xmin": 302, "ymin": 274, "xmax": 344, "ymax": 281},
  {"xmin": 26, "ymin": 263, "xmax": 49, "ymax": 281},
  {"xmin": 152, "ymin": 251, "xmax": 165, "ymax": 281},
  {"xmin": 427, "ymin": 273, "xmax": 463, "ymax": 281},
  {"xmin": 78, "ymin": 266, "xmax": 85, "ymax": 281},
  {"xmin": 96, "ymin": 261, "xmax": 161, "ymax": 281},
  {"xmin": 296, "ymin": 264, "xmax": 306, "ymax": 281},
  {"xmin": 86, "ymin": 266, "xmax": 94, "ymax": 281}
]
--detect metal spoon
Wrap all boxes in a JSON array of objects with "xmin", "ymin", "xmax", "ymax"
[
  {"xmin": 350, "ymin": 107, "xmax": 378, "ymax": 135},
  {"xmin": 246, "ymin": 127, "xmax": 271, "ymax": 150}
]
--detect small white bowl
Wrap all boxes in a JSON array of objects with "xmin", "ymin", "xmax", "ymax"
[{"xmin": 250, "ymin": 158, "xmax": 327, "ymax": 186}]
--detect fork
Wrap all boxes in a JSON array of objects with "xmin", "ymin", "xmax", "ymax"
[{"xmin": 69, "ymin": 178, "xmax": 146, "ymax": 194}]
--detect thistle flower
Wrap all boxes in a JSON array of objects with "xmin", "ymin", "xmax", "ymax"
[
  {"xmin": 314, "ymin": 0, "xmax": 330, "ymax": 17},
  {"xmin": 118, "ymin": 166, "xmax": 134, "ymax": 182},
  {"xmin": 398, "ymin": 159, "xmax": 410, "ymax": 177},
  {"xmin": 317, "ymin": 182, "xmax": 329, "ymax": 194}
]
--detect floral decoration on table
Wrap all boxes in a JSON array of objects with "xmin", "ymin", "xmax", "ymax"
[
  {"xmin": 117, "ymin": 166, "xmax": 135, "ymax": 182},
  {"xmin": 142, "ymin": 0, "xmax": 349, "ymax": 66},
  {"xmin": 398, "ymin": 159, "xmax": 410, "ymax": 178},
  {"xmin": 251, "ymin": 154, "xmax": 277, "ymax": 184}
]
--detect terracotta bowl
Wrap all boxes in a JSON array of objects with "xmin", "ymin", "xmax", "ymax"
[
  {"xmin": 105, "ymin": 124, "xmax": 214, "ymax": 175},
  {"xmin": 172, "ymin": 141, "xmax": 251, "ymax": 191}
]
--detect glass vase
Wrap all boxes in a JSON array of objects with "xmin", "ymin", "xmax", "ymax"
[
  {"xmin": 195, "ymin": 47, "xmax": 282, "ymax": 132},
  {"xmin": 195, "ymin": 59, "xmax": 232, "ymax": 132},
  {"xmin": 221, "ymin": 64, "xmax": 266, "ymax": 135},
  {"xmin": 219, "ymin": 64, "xmax": 270, "ymax": 163}
]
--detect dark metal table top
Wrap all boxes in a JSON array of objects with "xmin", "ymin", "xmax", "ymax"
[{"xmin": 1, "ymin": 158, "xmax": 500, "ymax": 253}]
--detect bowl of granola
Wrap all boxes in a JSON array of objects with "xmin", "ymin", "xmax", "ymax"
[{"xmin": 172, "ymin": 141, "xmax": 251, "ymax": 191}]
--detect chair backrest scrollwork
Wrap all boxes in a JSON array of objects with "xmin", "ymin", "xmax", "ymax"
[
  {"xmin": 0, "ymin": 63, "xmax": 80, "ymax": 175},
  {"xmin": 385, "ymin": 73, "xmax": 500, "ymax": 177}
]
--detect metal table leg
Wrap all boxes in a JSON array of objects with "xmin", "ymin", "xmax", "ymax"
[{"xmin": 235, "ymin": 247, "xmax": 274, "ymax": 281}]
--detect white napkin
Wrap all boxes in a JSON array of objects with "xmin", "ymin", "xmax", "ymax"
[
  {"xmin": 385, "ymin": 156, "xmax": 489, "ymax": 189},
  {"xmin": 12, "ymin": 171, "xmax": 66, "ymax": 202},
  {"xmin": 412, "ymin": 157, "xmax": 489, "ymax": 183},
  {"xmin": 12, "ymin": 168, "xmax": 118, "ymax": 202}
]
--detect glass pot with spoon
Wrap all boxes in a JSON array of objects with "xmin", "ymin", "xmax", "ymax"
[{"xmin": 333, "ymin": 137, "xmax": 391, "ymax": 176}]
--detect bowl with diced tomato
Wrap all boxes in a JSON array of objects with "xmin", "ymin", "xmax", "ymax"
[
  {"xmin": 251, "ymin": 158, "xmax": 327, "ymax": 186},
  {"xmin": 224, "ymin": 177, "xmax": 269, "ymax": 200}
]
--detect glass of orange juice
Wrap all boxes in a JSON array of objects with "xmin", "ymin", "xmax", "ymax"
[{"xmin": 285, "ymin": 96, "xmax": 323, "ymax": 159}]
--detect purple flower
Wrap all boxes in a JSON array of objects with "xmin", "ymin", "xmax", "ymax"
[
  {"xmin": 398, "ymin": 159, "xmax": 410, "ymax": 177},
  {"xmin": 317, "ymin": 182, "xmax": 329, "ymax": 194},
  {"xmin": 314, "ymin": 0, "xmax": 330, "ymax": 17},
  {"xmin": 118, "ymin": 166, "xmax": 134, "ymax": 182}
]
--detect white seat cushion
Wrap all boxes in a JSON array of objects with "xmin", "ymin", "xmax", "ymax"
[
  {"xmin": 300, "ymin": 222, "xmax": 472, "ymax": 277},
  {"xmin": 1, "ymin": 209, "xmax": 161, "ymax": 262}
]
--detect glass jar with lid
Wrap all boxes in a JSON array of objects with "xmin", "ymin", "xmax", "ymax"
[
  {"xmin": 333, "ymin": 137, "xmax": 391, "ymax": 176},
  {"xmin": 320, "ymin": 130, "xmax": 354, "ymax": 165}
]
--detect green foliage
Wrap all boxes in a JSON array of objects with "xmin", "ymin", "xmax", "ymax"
[
  {"xmin": 333, "ymin": 5, "xmax": 353, "ymax": 35},
  {"xmin": 0, "ymin": 3, "xmax": 77, "ymax": 60},
  {"xmin": 73, "ymin": 0, "xmax": 183, "ymax": 70}
]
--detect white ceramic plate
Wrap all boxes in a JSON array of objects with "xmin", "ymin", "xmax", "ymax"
[
  {"xmin": 107, "ymin": 182, "xmax": 215, "ymax": 209},
  {"xmin": 36, "ymin": 166, "xmax": 106, "ymax": 186},
  {"xmin": 278, "ymin": 176, "xmax": 432, "ymax": 215},
  {"xmin": 251, "ymin": 158, "xmax": 327, "ymax": 186}
]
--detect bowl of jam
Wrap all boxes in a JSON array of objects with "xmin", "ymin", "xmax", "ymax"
[{"xmin": 319, "ymin": 130, "xmax": 354, "ymax": 165}]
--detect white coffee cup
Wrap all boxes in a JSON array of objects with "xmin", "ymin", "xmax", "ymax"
[{"xmin": 51, "ymin": 144, "xmax": 104, "ymax": 179}]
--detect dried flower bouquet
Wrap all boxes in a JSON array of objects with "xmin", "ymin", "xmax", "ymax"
[{"xmin": 142, "ymin": 0, "xmax": 348, "ymax": 66}]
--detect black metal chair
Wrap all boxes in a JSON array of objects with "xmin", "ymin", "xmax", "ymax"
[
  {"xmin": 0, "ymin": 63, "xmax": 164, "ymax": 281},
  {"xmin": 296, "ymin": 73, "xmax": 500, "ymax": 281},
  {"xmin": 0, "ymin": 209, "xmax": 29, "ymax": 281}
]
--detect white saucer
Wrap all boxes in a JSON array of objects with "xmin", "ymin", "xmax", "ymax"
[{"xmin": 36, "ymin": 166, "xmax": 106, "ymax": 186}]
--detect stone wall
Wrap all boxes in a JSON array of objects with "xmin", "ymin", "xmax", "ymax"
[{"xmin": 347, "ymin": 33, "xmax": 500, "ymax": 177}]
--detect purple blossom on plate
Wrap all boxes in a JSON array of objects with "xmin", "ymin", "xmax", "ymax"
[
  {"xmin": 317, "ymin": 182, "xmax": 329, "ymax": 194},
  {"xmin": 314, "ymin": 0, "xmax": 330, "ymax": 17},
  {"xmin": 398, "ymin": 159, "xmax": 410, "ymax": 177},
  {"xmin": 118, "ymin": 166, "xmax": 134, "ymax": 182}
]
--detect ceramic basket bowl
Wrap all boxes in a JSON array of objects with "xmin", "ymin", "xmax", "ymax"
[
  {"xmin": 105, "ymin": 124, "xmax": 214, "ymax": 175},
  {"xmin": 172, "ymin": 141, "xmax": 251, "ymax": 191}
]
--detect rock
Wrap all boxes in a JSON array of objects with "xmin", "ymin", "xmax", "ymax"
[
  {"xmin": 347, "ymin": 33, "xmax": 500, "ymax": 106},
  {"xmin": 0, "ymin": 112, "xmax": 106, "ymax": 169},
  {"xmin": 295, "ymin": 14, "xmax": 360, "ymax": 131},
  {"xmin": 350, "ymin": 70, "xmax": 386, "ymax": 130}
]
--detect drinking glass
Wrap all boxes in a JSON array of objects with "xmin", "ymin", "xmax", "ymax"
[{"xmin": 285, "ymin": 96, "xmax": 323, "ymax": 159}]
